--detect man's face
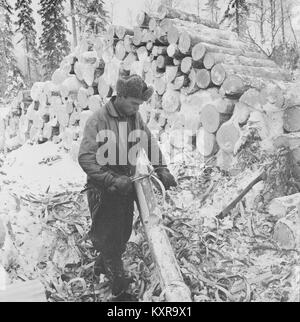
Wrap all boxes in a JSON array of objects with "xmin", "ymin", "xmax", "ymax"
[{"xmin": 119, "ymin": 96, "xmax": 144, "ymax": 116}]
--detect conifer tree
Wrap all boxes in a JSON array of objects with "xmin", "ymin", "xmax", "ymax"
[
  {"xmin": 75, "ymin": 0, "xmax": 109, "ymax": 35},
  {"xmin": 15, "ymin": 0, "xmax": 40, "ymax": 85},
  {"xmin": 204, "ymin": 0, "xmax": 220, "ymax": 23},
  {"xmin": 39, "ymin": 0, "xmax": 70, "ymax": 79},
  {"xmin": 0, "ymin": 1, "xmax": 25, "ymax": 99}
]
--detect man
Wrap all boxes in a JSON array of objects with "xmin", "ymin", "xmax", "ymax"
[{"xmin": 78, "ymin": 74, "xmax": 177, "ymax": 298}]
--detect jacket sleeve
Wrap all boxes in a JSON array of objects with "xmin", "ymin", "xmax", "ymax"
[
  {"xmin": 78, "ymin": 113, "xmax": 116, "ymax": 189},
  {"xmin": 138, "ymin": 114, "xmax": 167, "ymax": 169}
]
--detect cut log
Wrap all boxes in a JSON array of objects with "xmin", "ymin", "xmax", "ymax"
[
  {"xmin": 203, "ymin": 52, "xmax": 215, "ymax": 70},
  {"xmin": 165, "ymin": 66, "xmax": 179, "ymax": 83},
  {"xmin": 123, "ymin": 52, "xmax": 138, "ymax": 71},
  {"xmin": 201, "ymin": 104, "xmax": 230, "ymax": 133},
  {"xmin": 180, "ymin": 57, "xmax": 193, "ymax": 74},
  {"xmin": 88, "ymin": 95, "xmax": 101, "ymax": 112},
  {"xmin": 172, "ymin": 75, "xmax": 189, "ymax": 90},
  {"xmin": 133, "ymin": 27, "xmax": 146, "ymax": 46},
  {"xmin": 181, "ymin": 69, "xmax": 199, "ymax": 95},
  {"xmin": 136, "ymin": 12, "xmax": 151, "ymax": 28},
  {"xmin": 130, "ymin": 61, "xmax": 144, "ymax": 77},
  {"xmin": 60, "ymin": 76, "xmax": 82, "ymax": 98},
  {"xmin": 167, "ymin": 25, "xmax": 179, "ymax": 45},
  {"xmin": 98, "ymin": 76, "xmax": 113, "ymax": 98},
  {"xmin": 149, "ymin": 17, "xmax": 159, "ymax": 31},
  {"xmin": 157, "ymin": 5, "xmax": 219, "ymax": 29},
  {"xmin": 216, "ymin": 149, "xmax": 234, "ymax": 171},
  {"xmin": 167, "ymin": 44, "xmax": 185, "ymax": 59},
  {"xmin": 115, "ymin": 25, "xmax": 133, "ymax": 39},
  {"xmin": 156, "ymin": 55, "xmax": 173, "ymax": 71},
  {"xmin": 240, "ymin": 88, "xmax": 263, "ymax": 110},
  {"xmin": 191, "ymin": 43, "xmax": 206, "ymax": 63},
  {"xmin": 51, "ymin": 69, "xmax": 68, "ymax": 85},
  {"xmin": 0, "ymin": 279, "xmax": 47, "ymax": 302},
  {"xmin": 146, "ymin": 41, "xmax": 154, "ymax": 51},
  {"xmin": 134, "ymin": 149, "xmax": 192, "ymax": 302},
  {"xmin": 260, "ymin": 84, "xmax": 285, "ymax": 111},
  {"xmin": 115, "ymin": 41, "xmax": 126, "ymax": 60},
  {"xmin": 273, "ymin": 133, "xmax": 300, "ymax": 150},
  {"xmin": 216, "ymin": 120, "xmax": 241, "ymax": 153},
  {"xmin": 31, "ymin": 82, "xmax": 45, "ymax": 101},
  {"xmin": 283, "ymin": 106, "xmax": 300, "ymax": 132},
  {"xmin": 196, "ymin": 128, "xmax": 218, "ymax": 157},
  {"xmin": 136, "ymin": 46, "xmax": 148, "ymax": 63},
  {"xmin": 211, "ymin": 64, "xmax": 226, "ymax": 86},
  {"xmin": 162, "ymin": 89, "xmax": 181, "ymax": 113},
  {"xmin": 77, "ymin": 87, "xmax": 90, "ymax": 110},
  {"xmin": 124, "ymin": 35, "xmax": 134, "ymax": 53},
  {"xmin": 195, "ymin": 69, "xmax": 211, "ymax": 89},
  {"xmin": 154, "ymin": 75, "xmax": 167, "ymax": 96},
  {"xmin": 220, "ymin": 75, "xmax": 251, "ymax": 97}
]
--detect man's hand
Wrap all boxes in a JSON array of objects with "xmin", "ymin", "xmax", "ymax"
[
  {"xmin": 108, "ymin": 175, "xmax": 134, "ymax": 196},
  {"xmin": 155, "ymin": 167, "xmax": 177, "ymax": 190}
]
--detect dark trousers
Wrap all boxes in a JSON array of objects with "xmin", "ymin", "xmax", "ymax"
[{"xmin": 87, "ymin": 185, "xmax": 135, "ymax": 260}]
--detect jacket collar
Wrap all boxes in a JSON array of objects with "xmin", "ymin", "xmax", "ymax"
[{"xmin": 106, "ymin": 98, "xmax": 120, "ymax": 118}]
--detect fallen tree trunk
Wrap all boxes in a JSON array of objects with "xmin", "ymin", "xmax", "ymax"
[
  {"xmin": 157, "ymin": 5, "xmax": 219, "ymax": 29},
  {"xmin": 134, "ymin": 149, "xmax": 192, "ymax": 302}
]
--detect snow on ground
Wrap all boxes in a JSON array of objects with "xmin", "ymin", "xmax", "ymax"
[{"xmin": 1, "ymin": 141, "xmax": 86, "ymax": 196}]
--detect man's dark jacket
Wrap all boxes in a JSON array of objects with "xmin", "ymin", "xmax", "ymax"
[{"xmin": 78, "ymin": 97, "xmax": 165, "ymax": 258}]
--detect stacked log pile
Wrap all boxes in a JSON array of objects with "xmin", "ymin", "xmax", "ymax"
[{"xmin": 2, "ymin": 5, "xmax": 299, "ymax": 170}]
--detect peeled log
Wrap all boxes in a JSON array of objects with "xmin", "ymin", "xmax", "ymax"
[
  {"xmin": 216, "ymin": 120, "xmax": 241, "ymax": 153},
  {"xmin": 283, "ymin": 106, "xmax": 300, "ymax": 132},
  {"xmin": 209, "ymin": 52, "xmax": 277, "ymax": 69},
  {"xmin": 157, "ymin": 5, "xmax": 219, "ymax": 29},
  {"xmin": 196, "ymin": 128, "xmax": 218, "ymax": 157},
  {"xmin": 134, "ymin": 149, "xmax": 192, "ymax": 302}
]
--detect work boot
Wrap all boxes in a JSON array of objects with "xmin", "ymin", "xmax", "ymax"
[{"xmin": 103, "ymin": 256, "xmax": 133, "ymax": 296}]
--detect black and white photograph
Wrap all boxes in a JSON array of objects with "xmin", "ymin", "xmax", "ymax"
[{"xmin": 0, "ymin": 0, "xmax": 300, "ymax": 306}]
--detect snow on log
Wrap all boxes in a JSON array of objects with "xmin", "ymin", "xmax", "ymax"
[{"xmin": 157, "ymin": 5, "xmax": 219, "ymax": 29}]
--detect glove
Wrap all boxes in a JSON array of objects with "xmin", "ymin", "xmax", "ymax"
[
  {"xmin": 108, "ymin": 175, "xmax": 133, "ymax": 196},
  {"xmin": 155, "ymin": 167, "xmax": 177, "ymax": 190}
]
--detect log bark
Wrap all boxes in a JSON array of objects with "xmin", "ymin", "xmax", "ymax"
[
  {"xmin": 196, "ymin": 127, "xmax": 218, "ymax": 157},
  {"xmin": 283, "ymin": 106, "xmax": 300, "ymax": 132},
  {"xmin": 157, "ymin": 5, "xmax": 219, "ymax": 29},
  {"xmin": 216, "ymin": 120, "xmax": 241, "ymax": 153},
  {"xmin": 134, "ymin": 149, "xmax": 192, "ymax": 302}
]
